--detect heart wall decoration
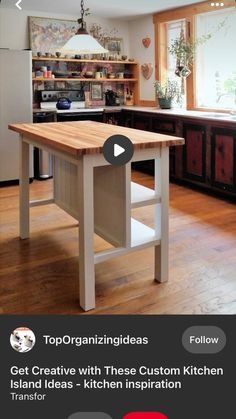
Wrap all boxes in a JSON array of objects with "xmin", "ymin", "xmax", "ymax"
[
  {"xmin": 142, "ymin": 37, "xmax": 151, "ymax": 48},
  {"xmin": 141, "ymin": 63, "xmax": 153, "ymax": 80}
]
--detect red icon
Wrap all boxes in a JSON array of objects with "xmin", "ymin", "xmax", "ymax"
[{"xmin": 123, "ymin": 413, "xmax": 168, "ymax": 419}]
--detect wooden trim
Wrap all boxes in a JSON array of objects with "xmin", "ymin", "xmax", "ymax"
[
  {"xmin": 153, "ymin": 0, "xmax": 235, "ymax": 23},
  {"xmin": 132, "ymin": 63, "xmax": 141, "ymax": 105},
  {"xmin": 186, "ymin": 17, "xmax": 195, "ymax": 110},
  {"xmin": 192, "ymin": 107, "xmax": 233, "ymax": 113},
  {"xmin": 33, "ymin": 57, "xmax": 138, "ymax": 65},
  {"xmin": 155, "ymin": 22, "xmax": 168, "ymax": 83},
  {"xmin": 138, "ymin": 100, "xmax": 157, "ymax": 107}
]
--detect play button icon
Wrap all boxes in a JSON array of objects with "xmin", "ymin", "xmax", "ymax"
[
  {"xmin": 103, "ymin": 134, "xmax": 134, "ymax": 165},
  {"xmin": 114, "ymin": 143, "xmax": 125, "ymax": 157}
]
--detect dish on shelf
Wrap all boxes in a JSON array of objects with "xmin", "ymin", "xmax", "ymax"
[
  {"xmin": 71, "ymin": 72, "xmax": 81, "ymax": 77},
  {"xmin": 54, "ymin": 72, "xmax": 69, "ymax": 78}
]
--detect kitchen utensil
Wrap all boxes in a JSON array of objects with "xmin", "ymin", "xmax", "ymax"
[
  {"xmin": 56, "ymin": 97, "xmax": 71, "ymax": 110},
  {"xmin": 124, "ymin": 89, "xmax": 134, "ymax": 106}
]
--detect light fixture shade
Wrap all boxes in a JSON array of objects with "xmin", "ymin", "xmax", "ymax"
[{"xmin": 61, "ymin": 34, "xmax": 109, "ymax": 55}]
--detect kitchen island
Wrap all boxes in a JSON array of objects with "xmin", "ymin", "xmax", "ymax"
[{"xmin": 9, "ymin": 121, "xmax": 184, "ymax": 311}]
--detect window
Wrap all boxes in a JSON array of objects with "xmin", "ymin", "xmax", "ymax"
[
  {"xmin": 196, "ymin": 7, "xmax": 236, "ymax": 110},
  {"xmin": 167, "ymin": 20, "xmax": 187, "ymax": 108}
]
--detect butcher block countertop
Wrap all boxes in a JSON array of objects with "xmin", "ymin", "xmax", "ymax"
[{"xmin": 9, "ymin": 121, "xmax": 184, "ymax": 157}]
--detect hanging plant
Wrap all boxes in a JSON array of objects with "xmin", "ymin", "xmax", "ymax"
[{"xmin": 169, "ymin": 19, "xmax": 227, "ymax": 78}]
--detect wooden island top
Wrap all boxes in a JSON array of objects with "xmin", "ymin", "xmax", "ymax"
[{"xmin": 9, "ymin": 120, "xmax": 184, "ymax": 157}]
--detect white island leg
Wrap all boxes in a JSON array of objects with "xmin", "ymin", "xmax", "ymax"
[
  {"xmin": 77, "ymin": 156, "xmax": 95, "ymax": 311},
  {"xmin": 19, "ymin": 136, "xmax": 30, "ymax": 240},
  {"xmin": 155, "ymin": 146, "xmax": 169, "ymax": 283}
]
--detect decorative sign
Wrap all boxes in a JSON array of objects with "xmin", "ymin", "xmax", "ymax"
[
  {"xmin": 141, "ymin": 63, "xmax": 153, "ymax": 80},
  {"xmin": 142, "ymin": 36, "xmax": 151, "ymax": 48}
]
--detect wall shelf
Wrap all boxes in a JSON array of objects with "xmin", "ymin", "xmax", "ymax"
[
  {"xmin": 32, "ymin": 57, "xmax": 138, "ymax": 65},
  {"xmin": 32, "ymin": 78, "xmax": 138, "ymax": 82},
  {"xmin": 32, "ymin": 57, "xmax": 140, "ymax": 105}
]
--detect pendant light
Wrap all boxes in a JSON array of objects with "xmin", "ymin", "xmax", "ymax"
[{"xmin": 61, "ymin": 0, "xmax": 109, "ymax": 55}]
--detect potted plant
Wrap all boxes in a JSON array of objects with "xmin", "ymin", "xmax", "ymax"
[{"xmin": 154, "ymin": 79, "xmax": 182, "ymax": 109}]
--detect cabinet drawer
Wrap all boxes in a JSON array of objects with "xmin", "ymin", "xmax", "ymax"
[{"xmin": 152, "ymin": 118, "xmax": 176, "ymax": 134}]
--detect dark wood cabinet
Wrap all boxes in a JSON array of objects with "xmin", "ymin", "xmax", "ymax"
[
  {"xmin": 183, "ymin": 124, "xmax": 206, "ymax": 183},
  {"xmin": 131, "ymin": 112, "xmax": 152, "ymax": 173},
  {"xmin": 132, "ymin": 112, "xmax": 151, "ymax": 131},
  {"xmin": 119, "ymin": 109, "xmax": 236, "ymax": 199},
  {"xmin": 151, "ymin": 118, "xmax": 176, "ymax": 134},
  {"xmin": 122, "ymin": 111, "xmax": 133, "ymax": 128},
  {"xmin": 152, "ymin": 116, "xmax": 179, "ymax": 178},
  {"xmin": 211, "ymin": 128, "xmax": 236, "ymax": 192},
  {"xmin": 103, "ymin": 111, "xmax": 122, "ymax": 126}
]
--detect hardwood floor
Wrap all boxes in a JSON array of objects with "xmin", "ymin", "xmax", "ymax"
[{"xmin": 0, "ymin": 172, "xmax": 236, "ymax": 315}]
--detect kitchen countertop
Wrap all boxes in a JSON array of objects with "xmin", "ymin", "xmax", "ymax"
[
  {"xmin": 9, "ymin": 121, "xmax": 184, "ymax": 156},
  {"xmin": 33, "ymin": 106, "xmax": 236, "ymax": 123}
]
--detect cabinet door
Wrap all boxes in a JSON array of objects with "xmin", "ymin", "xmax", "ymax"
[
  {"xmin": 183, "ymin": 124, "xmax": 206, "ymax": 182},
  {"xmin": 152, "ymin": 117, "xmax": 178, "ymax": 177},
  {"xmin": 131, "ymin": 113, "xmax": 153, "ymax": 173},
  {"xmin": 122, "ymin": 111, "xmax": 133, "ymax": 128},
  {"xmin": 132, "ymin": 113, "xmax": 151, "ymax": 131},
  {"xmin": 211, "ymin": 128, "xmax": 236, "ymax": 192},
  {"xmin": 104, "ymin": 112, "xmax": 122, "ymax": 125}
]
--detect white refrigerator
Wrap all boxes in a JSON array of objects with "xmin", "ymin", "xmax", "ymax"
[{"xmin": 0, "ymin": 50, "xmax": 33, "ymax": 182}]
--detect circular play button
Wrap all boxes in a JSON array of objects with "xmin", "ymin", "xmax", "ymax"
[{"xmin": 103, "ymin": 134, "xmax": 134, "ymax": 166}]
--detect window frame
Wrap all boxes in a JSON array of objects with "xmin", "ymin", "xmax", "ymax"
[{"xmin": 153, "ymin": 0, "xmax": 235, "ymax": 112}]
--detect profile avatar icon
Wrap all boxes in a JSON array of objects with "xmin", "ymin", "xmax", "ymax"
[{"xmin": 10, "ymin": 327, "xmax": 36, "ymax": 353}]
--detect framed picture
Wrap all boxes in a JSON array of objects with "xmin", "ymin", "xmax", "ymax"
[
  {"xmin": 91, "ymin": 83, "xmax": 103, "ymax": 100},
  {"xmin": 104, "ymin": 38, "xmax": 123, "ymax": 55},
  {"xmin": 29, "ymin": 16, "xmax": 77, "ymax": 54}
]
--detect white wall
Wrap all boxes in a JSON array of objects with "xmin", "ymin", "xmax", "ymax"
[
  {"xmin": 129, "ymin": 14, "xmax": 156, "ymax": 102},
  {"xmin": 0, "ymin": 8, "xmax": 130, "ymax": 55},
  {"xmin": 0, "ymin": 8, "xmax": 156, "ymax": 101}
]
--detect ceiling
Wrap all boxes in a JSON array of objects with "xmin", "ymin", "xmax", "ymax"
[{"xmin": 1, "ymin": 0, "xmax": 204, "ymax": 19}]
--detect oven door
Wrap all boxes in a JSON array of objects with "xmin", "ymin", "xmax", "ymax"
[{"xmin": 57, "ymin": 112, "xmax": 104, "ymax": 122}]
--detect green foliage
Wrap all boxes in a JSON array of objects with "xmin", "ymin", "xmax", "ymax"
[
  {"xmin": 168, "ymin": 33, "xmax": 211, "ymax": 66},
  {"xmin": 169, "ymin": 19, "xmax": 227, "ymax": 66},
  {"xmin": 154, "ymin": 79, "xmax": 182, "ymax": 104},
  {"xmin": 224, "ymin": 71, "xmax": 236, "ymax": 94}
]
